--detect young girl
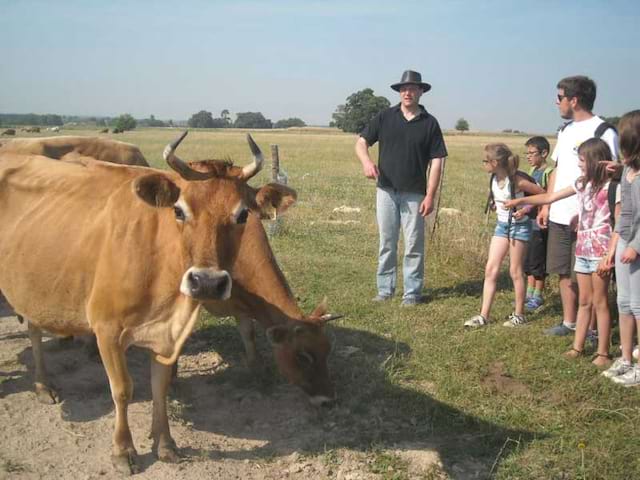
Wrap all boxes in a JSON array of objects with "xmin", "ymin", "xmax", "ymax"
[
  {"xmin": 601, "ymin": 110, "xmax": 640, "ymax": 385},
  {"xmin": 505, "ymin": 138, "xmax": 618, "ymax": 366},
  {"xmin": 464, "ymin": 143, "xmax": 544, "ymax": 328}
]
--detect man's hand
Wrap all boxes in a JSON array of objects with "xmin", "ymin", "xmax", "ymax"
[
  {"xmin": 537, "ymin": 205, "xmax": 549, "ymax": 229},
  {"xmin": 361, "ymin": 159, "xmax": 379, "ymax": 180},
  {"xmin": 419, "ymin": 195, "xmax": 434, "ymax": 217},
  {"xmin": 621, "ymin": 247, "xmax": 638, "ymax": 264}
]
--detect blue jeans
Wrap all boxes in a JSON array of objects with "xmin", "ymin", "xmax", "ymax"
[
  {"xmin": 376, "ymin": 187, "xmax": 425, "ymax": 300},
  {"xmin": 616, "ymin": 238, "xmax": 640, "ymax": 317}
]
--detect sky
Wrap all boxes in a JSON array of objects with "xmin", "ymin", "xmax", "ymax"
[{"xmin": 1, "ymin": 0, "xmax": 639, "ymax": 134}]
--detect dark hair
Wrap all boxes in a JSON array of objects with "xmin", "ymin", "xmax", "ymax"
[
  {"xmin": 525, "ymin": 136, "xmax": 550, "ymax": 155},
  {"xmin": 618, "ymin": 110, "xmax": 640, "ymax": 170},
  {"xmin": 485, "ymin": 143, "xmax": 519, "ymax": 177},
  {"xmin": 576, "ymin": 138, "xmax": 611, "ymax": 193},
  {"xmin": 557, "ymin": 76, "xmax": 597, "ymax": 111}
]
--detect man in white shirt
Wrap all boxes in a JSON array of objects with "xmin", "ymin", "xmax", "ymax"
[{"xmin": 539, "ymin": 75, "xmax": 619, "ymax": 336}]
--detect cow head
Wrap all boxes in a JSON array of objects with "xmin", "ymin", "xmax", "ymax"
[
  {"xmin": 132, "ymin": 132, "xmax": 296, "ymax": 305},
  {"xmin": 266, "ymin": 299, "xmax": 342, "ymax": 406}
]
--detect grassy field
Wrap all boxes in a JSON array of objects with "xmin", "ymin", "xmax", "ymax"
[{"xmin": 18, "ymin": 127, "xmax": 640, "ymax": 478}]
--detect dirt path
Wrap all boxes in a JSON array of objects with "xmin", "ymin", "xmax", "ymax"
[{"xmin": 0, "ymin": 309, "xmax": 494, "ymax": 479}]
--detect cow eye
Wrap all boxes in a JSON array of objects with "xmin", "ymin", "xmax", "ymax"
[
  {"xmin": 236, "ymin": 208, "xmax": 249, "ymax": 225},
  {"xmin": 174, "ymin": 205, "xmax": 186, "ymax": 222},
  {"xmin": 296, "ymin": 351, "xmax": 315, "ymax": 366}
]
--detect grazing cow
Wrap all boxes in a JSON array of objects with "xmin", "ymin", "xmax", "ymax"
[
  {"xmin": 1, "ymin": 128, "xmax": 16, "ymax": 136},
  {"xmin": 99, "ymin": 128, "xmax": 109, "ymax": 133},
  {"xmin": 0, "ymin": 135, "xmax": 148, "ymax": 166},
  {"xmin": 0, "ymin": 133, "xmax": 304, "ymax": 474},
  {"xmin": 1, "ymin": 134, "xmax": 341, "ymax": 406}
]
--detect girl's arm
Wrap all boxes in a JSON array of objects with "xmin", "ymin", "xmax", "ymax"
[
  {"xmin": 598, "ymin": 231, "xmax": 618, "ymax": 275},
  {"xmin": 516, "ymin": 177, "xmax": 545, "ymax": 195},
  {"xmin": 504, "ymin": 185, "xmax": 574, "ymax": 209}
]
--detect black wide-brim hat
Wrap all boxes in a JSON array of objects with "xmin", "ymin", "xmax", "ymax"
[{"xmin": 390, "ymin": 70, "xmax": 431, "ymax": 93}]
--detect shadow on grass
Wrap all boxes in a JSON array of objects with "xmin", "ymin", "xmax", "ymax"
[{"xmin": 1, "ymin": 316, "xmax": 544, "ymax": 477}]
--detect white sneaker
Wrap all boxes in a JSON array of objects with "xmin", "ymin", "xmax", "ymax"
[
  {"xmin": 503, "ymin": 313, "xmax": 528, "ymax": 327},
  {"xmin": 602, "ymin": 358, "xmax": 633, "ymax": 379},
  {"xmin": 611, "ymin": 364, "xmax": 640, "ymax": 387},
  {"xmin": 464, "ymin": 314, "xmax": 487, "ymax": 328}
]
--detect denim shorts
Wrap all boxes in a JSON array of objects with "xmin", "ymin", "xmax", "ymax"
[
  {"xmin": 574, "ymin": 256, "xmax": 601, "ymax": 274},
  {"xmin": 494, "ymin": 219, "xmax": 532, "ymax": 242}
]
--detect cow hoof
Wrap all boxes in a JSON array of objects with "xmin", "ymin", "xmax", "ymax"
[
  {"xmin": 156, "ymin": 442, "xmax": 180, "ymax": 463},
  {"xmin": 112, "ymin": 451, "xmax": 140, "ymax": 475},
  {"xmin": 35, "ymin": 384, "xmax": 59, "ymax": 404}
]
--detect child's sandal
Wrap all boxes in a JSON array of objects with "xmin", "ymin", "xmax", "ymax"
[
  {"xmin": 591, "ymin": 353, "xmax": 613, "ymax": 367},
  {"xmin": 563, "ymin": 348, "xmax": 584, "ymax": 359}
]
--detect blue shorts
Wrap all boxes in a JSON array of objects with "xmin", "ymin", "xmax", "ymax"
[
  {"xmin": 494, "ymin": 219, "xmax": 532, "ymax": 242},
  {"xmin": 574, "ymin": 256, "xmax": 601, "ymax": 274}
]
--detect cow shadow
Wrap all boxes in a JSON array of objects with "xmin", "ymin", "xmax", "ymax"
[
  {"xmin": 1, "ymin": 316, "xmax": 542, "ymax": 477},
  {"xmin": 171, "ymin": 321, "xmax": 542, "ymax": 477}
]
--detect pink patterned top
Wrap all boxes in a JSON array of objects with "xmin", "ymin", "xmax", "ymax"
[{"xmin": 573, "ymin": 180, "xmax": 615, "ymax": 259}]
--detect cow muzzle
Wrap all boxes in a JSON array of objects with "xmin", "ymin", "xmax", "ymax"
[{"xmin": 180, "ymin": 267, "xmax": 232, "ymax": 301}]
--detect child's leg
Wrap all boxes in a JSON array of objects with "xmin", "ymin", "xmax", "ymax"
[
  {"xmin": 615, "ymin": 239, "xmax": 635, "ymax": 361},
  {"xmin": 570, "ymin": 272, "xmax": 593, "ymax": 354},
  {"xmin": 527, "ymin": 275, "xmax": 535, "ymax": 297},
  {"xmin": 591, "ymin": 271, "xmax": 612, "ymax": 365},
  {"xmin": 480, "ymin": 236, "xmax": 510, "ymax": 319},
  {"xmin": 535, "ymin": 277, "xmax": 545, "ymax": 297},
  {"xmin": 508, "ymin": 239, "xmax": 528, "ymax": 316}
]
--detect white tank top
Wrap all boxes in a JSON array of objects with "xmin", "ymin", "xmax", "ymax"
[{"xmin": 492, "ymin": 175, "xmax": 526, "ymax": 223}]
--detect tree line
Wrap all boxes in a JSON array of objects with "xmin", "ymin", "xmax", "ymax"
[{"xmin": 187, "ymin": 109, "xmax": 306, "ymax": 129}]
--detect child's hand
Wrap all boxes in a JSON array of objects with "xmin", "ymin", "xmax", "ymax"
[
  {"xmin": 513, "ymin": 207, "xmax": 529, "ymax": 220},
  {"xmin": 503, "ymin": 199, "xmax": 519, "ymax": 209},
  {"xmin": 621, "ymin": 247, "xmax": 639, "ymax": 264},
  {"xmin": 600, "ymin": 160, "xmax": 623, "ymax": 179},
  {"xmin": 596, "ymin": 258, "xmax": 612, "ymax": 276},
  {"xmin": 570, "ymin": 215, "xmax": 578, "ymax": 232}
]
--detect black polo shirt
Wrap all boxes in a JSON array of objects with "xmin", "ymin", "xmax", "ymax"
[{"xmin": 360, "ymin": 104, "xmax": 448, "ymax": 195}]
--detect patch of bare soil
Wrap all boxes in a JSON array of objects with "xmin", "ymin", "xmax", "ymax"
[{"xmin": 0, "ymin": 312, "xmax": 504, "ymax": 479}]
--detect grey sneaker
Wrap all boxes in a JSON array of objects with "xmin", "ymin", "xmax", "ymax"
[
  {"xmin": 464, "ymin": 314, "xmax": 488, "ymax": 328},
  {"xmin": 602, "ymin": 357, "xmax": 633, "ymax": 379},
  {"xmin": 372, "ymin": 295, "xmax": 392, "ymax": 303},
  {"xmin": 401, "ymin": 297, "xmax": 424, "ymax": 307},
  {"xmin": 544, "ymin": 323, "xmax": 576, "ymax": 336},
  {"xmin": 611, "ymin": 364, "xmax": 640, "ymax": 387},
  {"xmin": 503, "ymin": 313, "xmax": 528, "ymax": 327}
]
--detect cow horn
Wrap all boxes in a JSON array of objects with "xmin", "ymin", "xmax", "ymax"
[
  {"xmin": 163, "ymin": 131, "xmax": 213, "ymax": 181},
  {"xmin": 241, "ymin": 134, "xmax": 264, "ymax": 180}
]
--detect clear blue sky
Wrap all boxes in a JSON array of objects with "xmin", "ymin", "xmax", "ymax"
[{"xmin": 1, "ymin": 0, "xmax": 639, "ymax": 133}]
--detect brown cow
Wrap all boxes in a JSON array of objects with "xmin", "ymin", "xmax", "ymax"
[
  {"xmin": 0, "ymin": 133, "xmax": 308, "ymax": 474},
  {"xmin": 1, "ymin": 134, "xmax": 341, "ymax": 406},
  {"xmin": 0, "ymin": 135, "xmax": 148, "ymax": 166}
]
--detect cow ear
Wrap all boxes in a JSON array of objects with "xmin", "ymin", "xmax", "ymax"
[
  {"xmin": 134, "ymin": 173, "xmax": 181, "ymax": 207},
  {"xmin": 266, "ymin": 325, "xmax": 290, "ymax": 346},
  {"xmin": 255, "ymin": 183, "xmax": 297, "ymax": 220}
]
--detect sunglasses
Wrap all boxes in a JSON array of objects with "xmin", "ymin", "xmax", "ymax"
[{"xmin": 557, "ymin": 94, "xmax": 569, "ymax": 102}]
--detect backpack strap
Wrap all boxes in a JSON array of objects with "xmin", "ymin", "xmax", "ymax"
[
  {"xmin": 560, "ymin": 121, "xmax": 573, "ymax": 132},
  {"xmin": 485, "ymin": 173, "xmax": 495, "ymax": 214},
  {"xmin": 607, "ymin": 180, "xmax": 619, "ymax": 228},
  {"xmin": 541, "ymin": 166, "xmax": 554, "ymax": 190},
  {"xmin": 594, "ymin": 121, "xmax": 617, "ymax": 139}
]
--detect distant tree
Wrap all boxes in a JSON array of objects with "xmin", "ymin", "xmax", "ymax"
[
  {"xmin": 188, "ymin": 110, "xmax": 215, "ymax": 128},
  {"xmin": 330, "ymin": 88, "xmax": 390, "ymax": 133},
  {"xmin": 113, "ymin": 114, "xmax": 136, "ymax": 131},
  {"xmin": 455, "ymin": 118, "xmax": 470, "ymax": 132},
  {"xmin": 234, "ymin": 112, "xmax": 272, "ymax": 129},
  {"xmin": 139, "ymin": 114, "xmax": 167, "ymax": 127},
  {"xmin": 274, "ymin": 117, "xmax": 306, "ymax": 129},
  {"xmin": 220, "ymin": 109, "xmax": 231, "ymax": 123},
  {"xmin": 603, "ymin": 116, "xmax": 621, "ymax": 127}
]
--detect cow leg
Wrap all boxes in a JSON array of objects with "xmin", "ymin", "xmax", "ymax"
[
  {"xmin": 236, "ymin": 316, "xmax": 260, "ymax": 369},
  {"xmin": 95, "ymin": 331, "xmax": 139, "ymax": 475},
  {"xmin": 150, "ymin": 357, "xmax": 179, "ymax": 463},
  {"xmin": 27, "ymin": 322, "xmax": 59, "ymax": 404}
]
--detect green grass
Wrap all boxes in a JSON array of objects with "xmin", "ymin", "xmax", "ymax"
[{"xmin": 32, "ymin": 127, "xmax": 640, "ymax": 478}]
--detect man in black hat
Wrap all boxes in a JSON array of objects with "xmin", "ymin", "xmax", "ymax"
[{"xmin": 355, "ymin": 70, "xmax": 448, "ymax": 306}]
